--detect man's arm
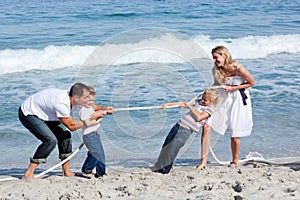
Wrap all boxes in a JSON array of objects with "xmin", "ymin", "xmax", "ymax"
[{"xmin": 59, "ymin": 116, "xmax": 84, "ymax": 131}]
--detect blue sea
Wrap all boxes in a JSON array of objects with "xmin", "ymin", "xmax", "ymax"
[{"xmin": 0, "ymin": 0, "xmax": 299, "ymax": 173}]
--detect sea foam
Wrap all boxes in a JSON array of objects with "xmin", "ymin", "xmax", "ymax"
[{"xmin": 1, "ymin": 34, "xmax": 299, "ymax": 75}]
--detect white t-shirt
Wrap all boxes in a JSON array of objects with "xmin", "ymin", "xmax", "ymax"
[
  {"xmin": 79, "ymin": 106, "xmax": 100, "ymax": 135},
  {"xmin": 21, "ymin": 88, "xmax": 71, "ymax": 121}
]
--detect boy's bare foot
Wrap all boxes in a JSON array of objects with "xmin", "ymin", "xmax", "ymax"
[
  {"xmin": 83, "ymin": 173, "xmax": 94, "ymax": 178},
  {"xmin": 196, "ymin": 164, "xmax": 206, "ymax": 170}
]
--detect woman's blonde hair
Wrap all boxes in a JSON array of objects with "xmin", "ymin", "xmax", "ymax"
[
  {"xmin": 203, "ymin": 88, "xmax": 220, "ymax": 107},
  {"xmin": 211, "ymin": 46, "xmax": 234, "ymax": 84}
]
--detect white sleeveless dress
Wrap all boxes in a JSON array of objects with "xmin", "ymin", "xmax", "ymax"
[{"xmin": 208, "ymin": 75, "xmax": 253, "ymax": 137}]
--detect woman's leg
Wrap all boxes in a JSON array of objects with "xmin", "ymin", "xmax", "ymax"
[{"xmin": 231, "ymin": 137, "xmax": 240, "ymax": 165}]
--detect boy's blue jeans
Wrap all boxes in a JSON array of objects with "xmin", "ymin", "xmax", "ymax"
[
  {"xmin": 82, "ymin": 131, "xmax": 106, "ymax": 177},
  {"xmin": 18, "ymin": 107, "xmax": 72, "ymax": 164},
  {"xmin": 154, "ymin": 122, "xmax": 193, "ymax": 173}
]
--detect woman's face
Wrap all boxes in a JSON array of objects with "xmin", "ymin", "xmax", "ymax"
[{"xmin": 212, "ymin": 52, "xmax": 225, "ymax": 68}]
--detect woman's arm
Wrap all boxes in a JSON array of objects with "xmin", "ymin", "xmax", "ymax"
[{"xmin": 225, "ymin": 63, "xmax": 255, "ymax": 92}]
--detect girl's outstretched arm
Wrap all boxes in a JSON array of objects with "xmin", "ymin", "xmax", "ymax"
[{"xmin": 160, "ymin": 102, "xmax": 185, "ymax": 109}]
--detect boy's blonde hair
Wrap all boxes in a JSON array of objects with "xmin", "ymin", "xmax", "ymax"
[
  {"xmin": 88, "ymin": 86, "xmax": 96, "ymax": 96},
  {"xmin": 203, "ymin": 88, "xmax": 220, "ymax": 107}
]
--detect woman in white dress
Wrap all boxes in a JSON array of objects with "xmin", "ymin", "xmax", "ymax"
[{"xmin": 205, "ymin": 46, "xmax": 255, "ymax": 165}]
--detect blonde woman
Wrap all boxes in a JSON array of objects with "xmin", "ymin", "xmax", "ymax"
[{"xmin": 208, "ymin": 46, "xmax": 255, "ymax": 165}]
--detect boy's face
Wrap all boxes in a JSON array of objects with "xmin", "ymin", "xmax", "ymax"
[
  {"xmin": 84, "ymin": 94, "xmax": 95, "ymax": 108},
  {"xmin": 201, "ymin": 93, "xmax": 212, "ymax": 106}
]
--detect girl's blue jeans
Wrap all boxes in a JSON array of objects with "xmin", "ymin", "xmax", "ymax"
[
  {"xmin": 82, "ymin": 131, "xmax": 106, "ymax": 177},
  {"xmin": 154, "ymin": 122, "xmax": 193, "ymax": 173},
  {"xmin": 18, "ymin": 107, "xmax": 72, "ymax": 164}
]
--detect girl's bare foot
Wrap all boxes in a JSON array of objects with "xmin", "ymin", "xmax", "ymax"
[{"xmin": 196, "ymin": 163, "xmax": 206, "ymax": 170}]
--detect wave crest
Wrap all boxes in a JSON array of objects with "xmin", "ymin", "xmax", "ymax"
[{"xmin": 1, "ymin": 34, "xmax": 299, "ymax": 74}]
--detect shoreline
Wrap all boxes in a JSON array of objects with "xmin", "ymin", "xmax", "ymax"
[{"xmin": 0, "ymin": 159, "xmax": 299, "ymax": 200}]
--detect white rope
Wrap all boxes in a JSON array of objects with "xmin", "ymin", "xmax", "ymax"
[
  {"xmin": 0, "ymin": 143, "xmax": 85, "ymax": 182},
  {"xmin": 209, "ymin": 147, "xmax": 298, "ymax": 165},
  {"xmin": 34, "ymin": 143, "xmax": 84, "ymax": 179},
  {"xmin": 114, "ymin": 86, "xmax": 225, "ymax": 112},
  {"xmin": 115, "ymin": 105, "xmax": 181, "ymax": 112}
]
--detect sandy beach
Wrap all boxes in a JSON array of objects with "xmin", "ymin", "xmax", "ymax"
[{"xmin": 0, "ymin": 158, "xmax": 299, "ymax": 200}]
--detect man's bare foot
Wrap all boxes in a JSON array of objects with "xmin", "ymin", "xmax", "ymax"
[
  {"xmin": 196, "ymin": 163, "xmax": 206, "ymax": 170},
  {"xmin": 63, "ymin": 171, "xmax": 75, "ymax": 177},
  {"xmin": 22, "ymin": 174, "xmax": 35, "ymax": 180}
]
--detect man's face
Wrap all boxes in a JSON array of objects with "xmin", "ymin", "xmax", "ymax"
[{"xmin": 74, "ymin": 88, "xmax": 90, "ymax": 107}]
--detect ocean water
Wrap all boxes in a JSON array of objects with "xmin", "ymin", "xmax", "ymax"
[{"xmin": 0, "ymin": 0, "xmax": 299, "ymax": 173}]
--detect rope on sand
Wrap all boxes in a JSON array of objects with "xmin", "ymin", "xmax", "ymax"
[
  {"xmin": 209, "ymin": 146, "xmax": 300, "ymax": 165},
  {"xmin": 34, "ymin": 143, "xmax": 85, "ymax": 179},
  {"xmin": 0, "ymin": 143, "xmax": 85, "ymax": 182}
]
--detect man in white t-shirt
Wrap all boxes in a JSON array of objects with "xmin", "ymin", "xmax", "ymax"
[{"xmin": 19, "ymin": 83, "xmax": 114, "ymax": 179}]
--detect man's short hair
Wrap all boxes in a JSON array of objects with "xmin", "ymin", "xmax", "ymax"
[{"xmin": 69, "ymin": 83, "xmax": 89, "ymax": 97}]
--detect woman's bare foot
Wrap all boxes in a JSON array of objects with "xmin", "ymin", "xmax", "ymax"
[
  {"xmin": 231, "ymin": 161, "xmax": 239, "ymax": 165},
  {"xmin": 196, "ymin": 163, "xmax": 206, "ymax": 170}
]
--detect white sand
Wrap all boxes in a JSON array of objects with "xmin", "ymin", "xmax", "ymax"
[{"xmin": 0, "ymin": 160, "xmax": 299, "ymax": 200}]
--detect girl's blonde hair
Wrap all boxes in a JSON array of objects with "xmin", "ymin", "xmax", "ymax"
[
  {"xmin": 211, "ymin": 46, "xmax": 234, "ymax": 84},
  {"xmin": 203, "ymin": 88, "xmax": 220, "ymax": 107}
]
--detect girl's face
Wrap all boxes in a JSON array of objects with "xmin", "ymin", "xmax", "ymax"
[
  {"xmin": 212, "ymin": 52, "xmax": 226, "ymax": 68},
  {"xmin": 201, "ymin": 93, "xmax": 212, "ymax": 106}
]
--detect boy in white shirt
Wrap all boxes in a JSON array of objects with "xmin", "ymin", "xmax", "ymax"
[{"xmin": 79, "ymin": 86, "xmax": 107, "ymax": 178}]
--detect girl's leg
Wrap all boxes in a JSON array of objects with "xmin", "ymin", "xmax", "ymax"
[
  {"xmin": 197, "ymin": 124, "xmax": 211, "ymax": 170},
  {"xmin": 231, "ymin": 137, "xmax": 240, "ymax": 165},
  {"xmin": 154, "ymin": 123, "xmax": 192, "ymax": 173}
]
